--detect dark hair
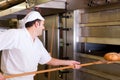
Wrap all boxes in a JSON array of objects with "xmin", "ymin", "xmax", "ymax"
[{"xmin": 25, "ymin": 19, "xmax": 41, "ymax": 28}]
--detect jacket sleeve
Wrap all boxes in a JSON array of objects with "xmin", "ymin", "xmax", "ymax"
[{"xmin": 0, "ymin": 29, "xmax": 17, "ymax": 51}]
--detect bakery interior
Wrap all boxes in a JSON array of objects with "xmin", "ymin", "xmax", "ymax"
[{"xmin": 0, "ymin": 0, "xmax": 120, "ymax": 80}]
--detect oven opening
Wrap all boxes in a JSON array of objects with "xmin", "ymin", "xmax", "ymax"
[{"xmin": 77, "ymin": 42, "xmax": 120, "ymax": 57}]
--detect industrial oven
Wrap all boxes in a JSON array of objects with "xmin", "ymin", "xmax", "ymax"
[{"xmin": 75, "ymin": 5, "xmax": 120, "ymax": 80}]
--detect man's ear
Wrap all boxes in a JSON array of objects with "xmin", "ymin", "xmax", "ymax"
[{"xmin": 34, "ymin": 21, "xmax": 39, "ymax": 28}]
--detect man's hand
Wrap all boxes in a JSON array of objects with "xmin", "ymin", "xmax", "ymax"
[
  {"xmin": 65, "ymin": 60, "xmax": 81, "ymax": 69},
  {"xmin": 0, "ymin": 73, "xmax": 5, "ymax": 80}
]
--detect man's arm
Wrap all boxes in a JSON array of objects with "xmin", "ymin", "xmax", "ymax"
[{"xmin": 47, "ymin": 58, "xmax": 81, "ymax": 69}]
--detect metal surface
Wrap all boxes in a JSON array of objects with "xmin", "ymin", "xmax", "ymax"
[
  {"xmin": 81, "ymin": 26, "xmax": 120, "ymax": 38},
  {"xmin": 67, "ymin": 0, "xmax": 88, "ymax": 10},
  {"xmin": 80, "ymin": 8, "xmax": 120, "ymax": 45},
  {"xmin": 36, "ymin": 0, "xmax": 66, "ymax": 9},
  {"xmin": 81, "ymin": 9, "xmax": 120, "ymax": 23},
  {"xmin": 73, "ymin": 10, "xmax": 84, "ymax": 80}
]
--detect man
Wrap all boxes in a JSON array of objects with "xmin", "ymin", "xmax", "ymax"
[{"xmin": 0, "ymin": 11, "xmax": 81, "ymax": 80}]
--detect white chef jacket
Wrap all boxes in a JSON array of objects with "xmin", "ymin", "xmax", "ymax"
[{"xmin": 0, "ymin": 28, "xmax": 52, "ymax": 80}]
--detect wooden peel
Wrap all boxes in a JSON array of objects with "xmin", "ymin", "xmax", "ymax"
[{"xmin": 4, "ymin": 60, "xmax": 115, "ymax": 79}]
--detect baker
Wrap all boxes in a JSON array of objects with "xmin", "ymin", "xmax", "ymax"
[{"xmin": 0, "ymin": 11, "xmax": 81, "ymax": 80}]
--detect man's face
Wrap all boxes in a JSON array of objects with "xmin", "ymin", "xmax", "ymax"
[{"xmin": 37, "ymin": 20, "xmax": 45, "ymax": 36}]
